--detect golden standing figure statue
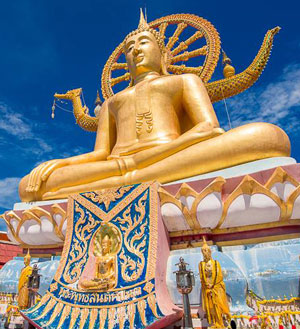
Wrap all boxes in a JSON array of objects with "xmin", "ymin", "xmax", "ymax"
[
  {"xmin": 80, "ymin": 231, "xmax": 118, "ymax": 291},
  {"xmin": 19, "ymin": 11, "xmax": 290, "ymax": 202},
  {"xmin": 17, "ymin": 250, "xmax": 33, "ymax": 310},
  {"xmin": 199, "ymin": 238, "xmax": 231, "ymax": 328}
]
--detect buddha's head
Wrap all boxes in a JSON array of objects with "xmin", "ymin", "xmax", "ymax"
[
  {"xmin": 201, "ymin": 237, "xmax": 211, "ymax": 262},
  {"xmin": 24, "ymin": 249, "xmax": 31, "ymax": 266},
  {"xmin": 124, "ymin": 10, "xmax": 168, "ymax": 81},
  {"xmin": 101, "ymin": 235, "xmax": 111, "ymax": 255}
]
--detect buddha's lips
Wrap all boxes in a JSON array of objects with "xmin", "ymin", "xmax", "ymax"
[{"xmin": 134, "ymin": 55, "xmax": 144, "ymax": 63}]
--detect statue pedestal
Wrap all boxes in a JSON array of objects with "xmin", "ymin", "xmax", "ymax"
[
  {"xmin": 1, "ymin": 158, "xmax": 300, "ymax": 328},
  {"xmin": 4, "ymin": 157, "xmax": 300, "ymax": 249}
]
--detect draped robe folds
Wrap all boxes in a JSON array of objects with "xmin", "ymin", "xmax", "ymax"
[
  {"xmin": 199, "ymin": 260, "xmax": 230, "ymax": 327},
  {"xmin": 18, "ymin": 266, "xmax": 32, "ymax": 309}
]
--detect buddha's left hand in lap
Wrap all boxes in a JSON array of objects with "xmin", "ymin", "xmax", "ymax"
[
  {"xmin": 26, "ymin": 159, "xmax": 69, "ymax": 192},
  {"xmin": 24, "ymin": 149, "xmax": 109, "ymax": 193}
]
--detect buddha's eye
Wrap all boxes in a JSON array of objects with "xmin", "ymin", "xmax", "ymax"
[{"xmin": 126, "ymin": 45, "xmax": 134, "ymax": 53}]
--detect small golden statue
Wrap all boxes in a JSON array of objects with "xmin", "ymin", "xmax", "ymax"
[
  {"xmin": 199, "ymin": 238, "xmax": 231, "ymax": 328},
  {"xmin": 80, "ymin": 224, "xmax": 121, "ymax": 291},
  {"xmin": 17, "ymin": 250, "xmax": 33, "ymax": 310},
  {"xmin": 19, "ymin": 11, "xmax": 290, "ymax": 202}
]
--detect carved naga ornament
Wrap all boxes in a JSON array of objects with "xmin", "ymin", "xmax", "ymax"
[{"xmin": 54, "ymin": 14, "xmax": 280, "ymax": 132}]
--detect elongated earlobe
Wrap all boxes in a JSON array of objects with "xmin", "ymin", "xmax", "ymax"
[{"xmin": 160, "ymin": 50, "xmax": 170, "ymax": 75}]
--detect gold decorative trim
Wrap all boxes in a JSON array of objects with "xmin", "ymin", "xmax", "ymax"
[
  {"xmin": 43, "ymin": 302, "xmax": 64, "ymax": 326},
  {"xmin": 108, "ymin": 308, "xmax": 116, "ymax": 329},
  {"xmin": 147, "ymin": 293, "xmax": 160, "ymax": 318},
  {"xmin": 159, "ymin": 167, "xmax": 300, "ymax": 235},
  {"xmin": 170, "ymin": 232, "xmax": 300, "ymax": 249},
  {"xmin": 146, "ymin": 183, "xmax": 159, "ymax": 280},
  {"xmin": 286, "ymin": 185, "xmax": 300, "ymax": 220},
  {"xmin": 69, "ymin": 307, "xmax": 81, "ymax": 329},
  {"xmin": 215, "ymin": 233, "xmax": 300, "ymax": 247},
  {"xmin": 158, "ymin": 186, "xmax": 199, "ymax": 229},
  {"xmin": 191, "ymin": 177, "xmax": 225, "ymax": 227},
  {"xmin": 137, "ymin": 299, "xmax": 147, "ymax": 326},
  {"xmin": 20, "ymin": 244, "xmax": 63, "ymax": 250},
  {"xmin": 217, "ymin": 175, "xmax": 284, "ymax": 228},
  {"xmin": 128, "ymin": 303, "xmax": 135, "ymax": 329},
  {"xmin": 79, "ymin": 307, "xmax": 89, "ymax": 329},
  {"xmin": 265, "ymin": 166, "xmax": 299, "ymax": 190},
  {"xmin": 117, "ymin": 306, "xmax": 126, "ymax": 329},
  {"xmin": 54, "ymin": 198, "xmax": 74, "ymax": 282},
  {"xmin": 1, "ymin": 203, "xmax": 66, "ymax": 247},
  {"xmin": 89, "ymin": 308, "xmax": 98, "ymax": 329},
  {"xmin": 57, "ymin": 305, "xmax": 71, "ymax": 328},
  {"xmin": 99, "ymin": 308, "xmax": 107, "ymax": 329},
  {"xmin": 33, "ymin": 298, "xmax": 57, "ymax": 320}
]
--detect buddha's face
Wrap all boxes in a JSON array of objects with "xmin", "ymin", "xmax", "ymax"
[
  {"xmin": 125, "ymin": 31, "xmax": 162, "ymax": 79},
  {"xmin": 201, "ymin": 247, "xmax": 211, "ymax": 262},
  {"xmin": 24, "ymin": 257, "xmax": 30, "ymax": 266}
]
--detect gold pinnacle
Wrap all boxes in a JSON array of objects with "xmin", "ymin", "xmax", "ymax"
[
  {"xmin": 138, "ymin": 8, "xmax": 149, "ymax": 29},
  {"xmin": 95, "ymin": 90, "xmax": 102, "ymax": 106}
]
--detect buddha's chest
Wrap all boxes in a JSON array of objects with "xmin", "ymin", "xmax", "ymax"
[
  {"xmin": 111, "ymin": 79, "xmax": 180, "ymax": 119},
  {"xmin": 111, "ymin": 79, "xmax": 181, "ymax": 136}
]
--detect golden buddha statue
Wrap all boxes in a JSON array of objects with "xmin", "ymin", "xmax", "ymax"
[
  {"xmin": 19, "ymin": 12, "xmax": 290, "ymax": 202},
  {"xmin": 80, "ymin": 233, "xmax": 117, "ymax": 291},
  {"xmin": 17, "ymin": 250, "xmax": 33, "ymax": 310},
  {"xmin": 199, "ymin": 238, "xmax": 231, "ymax": 328}
]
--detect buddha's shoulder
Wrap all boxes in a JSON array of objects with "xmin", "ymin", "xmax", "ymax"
[
  {"xmin": 180, "ymin": 73, "xmax": 203, "ymax": 82},
  {"xmin": 156, "ymin": 73, "xmax": 202, "ymax": 84},
  {"xmin": 111, "ymin": 86, "xmax": 134, "ymax": 99},
  {"xmin": 108, "ymin": 87, "xmax": 134, "ymax": 106}
]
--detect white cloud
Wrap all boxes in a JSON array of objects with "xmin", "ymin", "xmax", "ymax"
[
  {"xmin": 0, "ymin": 177, "xmax": 21, "ymax": 210},
  {"xmin": 0, "ymin": 103, "xmax": 33, "ymax": 138},
  {"xmin": 217, "ymin": 63, "xmax": 300, "ymax": 133},
  {"xmin": 0, "ymin": 102, "xmax": 54, "ymax": 157}
]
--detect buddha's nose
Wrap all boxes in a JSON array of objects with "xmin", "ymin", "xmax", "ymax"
[{"xmin": 133, "ymin": 47, "xmax": 140, "ymax": 56}]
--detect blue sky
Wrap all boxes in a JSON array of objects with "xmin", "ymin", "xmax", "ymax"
[{"xmin": 0, "ymin": 0, "xmax": 299, "ymax": 230}]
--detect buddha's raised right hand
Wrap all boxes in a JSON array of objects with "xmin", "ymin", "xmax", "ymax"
[{"xmin": 25, "ymin": 159, "xmax": 68, "ymax": 192}]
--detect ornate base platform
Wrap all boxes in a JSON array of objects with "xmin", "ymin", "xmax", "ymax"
[
  {"xmin": 1, "ymin": 158, "xmax": 300, "ymax": 328},
  {"xmin": 4, "ymin": 158, "xmax": 300, "ymax": 249}
]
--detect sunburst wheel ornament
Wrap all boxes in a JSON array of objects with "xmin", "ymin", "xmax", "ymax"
[{"xmin": 101, "ymin": 14, "xmax": 221, "ymax": 100}]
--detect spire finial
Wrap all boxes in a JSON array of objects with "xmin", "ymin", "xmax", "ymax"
[
  {"xmin": 222, "ymin": 50, "xmax": 235, "ymax": 78},
  {"xmin": 138, "ymin": 8, "xmax": 149, "ymax": 29},
  {"xmin": 24, "ymin": 249, "xmax": 31, "ymax": 261},
  {"xmin": 222, "ymin": 50, "xmax": 232, "ymax": 66},
  {"xmin": 202, "ymin": 236, "xmax": 208, "ymax": 249},
  {"xmin": 95, "ymin": 90, "xmax": 102, "ymax": 106}
]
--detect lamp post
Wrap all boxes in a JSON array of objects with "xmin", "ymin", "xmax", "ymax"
[
  {"xmin": 174, "ymin": 257, "xmax": 195, "ymax": 329},
  {"xmin": 27, "ymin": 264, "xmax": 41, "ymax": 308}
]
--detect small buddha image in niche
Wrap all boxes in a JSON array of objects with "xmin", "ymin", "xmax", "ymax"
[{"xmin": 79, "ymin": 223, "xmax": 122, "ymax": 291}]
